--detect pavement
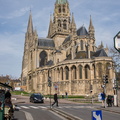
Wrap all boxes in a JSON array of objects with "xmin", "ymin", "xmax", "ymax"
[{"xmin": 11, "ymin": 95, "xmax": 120, "ymax": 114}]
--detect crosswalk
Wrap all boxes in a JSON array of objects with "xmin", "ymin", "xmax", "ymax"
[{"xmin": 15, "ymin": 105, "xmax": 94, "ymax": 110}]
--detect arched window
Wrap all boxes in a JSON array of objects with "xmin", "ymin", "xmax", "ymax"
[
  {"xmin": 58, "ymin": 20, "xmax": 61, "ymax": 27},
  {"xmin": 63, "ymin": 6, "xmax": 65, "ymax": 12},
  {"xmin": 106, "ymin": 63, "xmax": 110, "ymax": 77},
  {"xmin": 65, "ymin": 66, "xmax": 69, "ymax": 80},
  {"xmin": 71, "ymin": 65, "xmax": 77, "ymax": 80},
  {"xmin": 79, "ymin": 65, "xmax": 82, "ymax": 79},
  {"xmin": 63, "ymin": 20, "xmax": 67, "ymax": 29},
  {"xmin": 60, "ymin": 67, "xmax": 63, "ymax": 80},
  {"xmin": 92, "ymin": 64, "xmax": 96, "ymax": 78},
  {"xmin": 39, "ymin": 51, "xmax": 47, "ymax": 67},
  {"xmin": 75, "ymin": 41, "xmax": 78, "ymax": 53},
  {"xmin": 76, "ymin": 46, "xmax": 78, "ymax": 53},
  {"xmin": 97, "ymin": 63, "xmax": 102, "ymax": 78},
  {"xmin": 57, "ymin": 68, "xmax": 60, "ymax": 81},
  {"xmin": 58, "ymin": 6, "xmax": 61, "ymax": 13},
  {"xmin": 81, "ymin": 40, "xmax": 83, "ymax": 50},
  {"xmin": 85, "ymin": 65, "xmax": 90, "ymax": 79}
]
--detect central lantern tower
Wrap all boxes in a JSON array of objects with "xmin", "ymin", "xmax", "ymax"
[{"xmin": 47, "ymin": 0, "xmax": 76, "ymax": 48}]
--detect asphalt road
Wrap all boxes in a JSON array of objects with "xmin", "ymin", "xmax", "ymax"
[
  {"xmin": 57, "ymin": 104, "xmax": 120, "ymax": 120},
  {"xmin": 14, "ymin": 104, "xmax": 65, "ymax": 120},
  {"xmin": 12, "ymin": 95, "xmax": 120, "ymax": 120}
]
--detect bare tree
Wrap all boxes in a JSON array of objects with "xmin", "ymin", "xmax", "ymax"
[
  {"xmin": 109, "ymin": 47, "xmax": 120, "ymax": 69},
  {"xmin": 109, "ymin": 47, "xmax": 120, "ymax": 86}
]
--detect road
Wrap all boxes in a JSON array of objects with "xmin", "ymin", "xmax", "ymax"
[
  {"xmin": 12, "ymin": 95, "xmax": 120, "ymax": 120},
  {"xmin": 14, "ymin": 104, "xmax": 65, "ymax": 120}
]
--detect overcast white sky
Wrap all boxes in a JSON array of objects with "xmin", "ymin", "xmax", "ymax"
[{"xmin": 0, "ymin": 0, "xmax": 119, "ymax": 78}]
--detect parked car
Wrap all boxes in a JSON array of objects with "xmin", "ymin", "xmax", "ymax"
[{"xmin": 30, "ymin": 93, "xmax": 44, "ymax": 103}]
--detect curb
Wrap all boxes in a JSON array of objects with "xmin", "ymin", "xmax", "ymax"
[
  {"xmin": 50, "ymin": 108, "xmax": 83, "ymax": 120},
  {"xmin": 96, "ymin": 107, "xmax": 120, "ymax": 114}
]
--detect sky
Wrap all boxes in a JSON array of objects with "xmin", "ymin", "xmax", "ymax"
[{"xmin": 0, "ymin": 0, "xmax": 120, "ymax": 78}]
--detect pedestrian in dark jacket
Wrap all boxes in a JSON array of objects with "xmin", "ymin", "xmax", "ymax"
[
  {"xmin": 5, "ymin": 90, "xmax": 11, "ymax": 99},
  {"xmin": 52, "ymin": 93, "xmax": 58, "ymax": 107}
]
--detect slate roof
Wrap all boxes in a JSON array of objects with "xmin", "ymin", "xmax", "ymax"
[
  {"xmin": 92, "ymin": 49, "xmax": 108, "ymax": 57},
  {"xmin": 77, "ymin": 26, "xmax": 88, "ymax": 36},
  {"xmin": 62, "ymin": 35, "xmax": 71, "ymax": 44},
  {"xmin": 38, "ymin": 38, "xmax": 55, "ymax": 47}
]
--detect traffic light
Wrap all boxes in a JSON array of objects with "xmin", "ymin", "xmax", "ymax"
[
  {"xmin": 105, "ymin": 75, "xmax": 108, "ymax": 83},
  {"xmin": 48, "ymin": 77, "xmax": 52, "ymax": 87}
]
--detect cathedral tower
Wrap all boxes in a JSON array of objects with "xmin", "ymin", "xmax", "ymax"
[
  {"xmin": 47, "ymin": 0, "xmax": 76, "ymax": 48},
  {"xmin": 21, "ymin": 11, "xmax": 38, "ymax": 87}
]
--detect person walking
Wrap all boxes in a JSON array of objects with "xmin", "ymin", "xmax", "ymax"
[
  {"xmin": 65, "ymin": 92, "xmax": 68, "ymax": 98},
  {"xmin": 52, "ymin": 93, "xmax": 58, "ymax": 107},
  {"xmin": 101, "ymin": 92, "xmax": 106, "ymax": 107}
]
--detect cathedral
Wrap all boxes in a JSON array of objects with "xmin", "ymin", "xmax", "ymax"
[{"xmin": 21, "ymin": 0, "xmax": 115, "ymax": 96}]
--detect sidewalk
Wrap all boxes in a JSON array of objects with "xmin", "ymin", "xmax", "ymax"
[{"xmin": 98, "ymin": 106, "xmax": 120, "ymax": 114}]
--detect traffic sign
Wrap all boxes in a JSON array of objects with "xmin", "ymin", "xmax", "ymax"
[
  {"xmin": 92, "ymin": 110, "xmax": 102, "ymax": 120},
  {"xmin": 114, "ymin": 31, "xmax": 120, "ymax": 53}
]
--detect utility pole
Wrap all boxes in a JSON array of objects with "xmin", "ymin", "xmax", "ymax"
[{"xmin": 103, "ymin": 75, "xmax": 108, "ymax": 108}]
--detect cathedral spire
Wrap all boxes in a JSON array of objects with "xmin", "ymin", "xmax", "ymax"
[
  {"xmin": 71, "ymin": 13, "xmax": 76, "ymax": 35},
  {"xmin": 47, "ymin": 14, "xmax": 53, "ymax": 38},
  {"xmin": 71, "ymin": 13, "xmax": 75, "ymax": 24},
  {"xmin": 27, "ymin": 10, "xmax": 33, "ymax": 34},
  {"xmin": 89, "ymin": 15, "xmax": 94, "ymax": 31},
  {"xmin": 89, "ymin": 15, "xmax": 95, "ymax": 38}
]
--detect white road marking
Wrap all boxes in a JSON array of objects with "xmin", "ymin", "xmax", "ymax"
[
  {"xmin": 18, "ymin": 105, "xmax": 94, "ymax": 110},
  {"xmin": 15, "ymin": 106, "xmax": 21, "ymax": 110},
  {"xmin": 20, "ymin": 106, "xmax": 29, "ymax": 109},
  {"xmin": 29, "ymin": 106, "xmax": 39, "ymax": 109},
  {"xmin": 38, "ymin": 106, "xmax": 47, "ymax": 109},
  {"xmin": 22, "ymin": 110, "xmax": 33, "ymax": 120}
]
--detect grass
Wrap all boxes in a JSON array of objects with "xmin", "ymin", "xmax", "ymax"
[
  {"xmin": 44, "ymin": 94, "xmax": 85, "ymax": 99},
  {"xmin": 11, "ymin": 91, "xmax": 29, "ymax": 95}
]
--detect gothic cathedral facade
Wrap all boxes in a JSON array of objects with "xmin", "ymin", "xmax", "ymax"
[{"xmin": 21, "ymin": 0, "xmax": 115, "ymax": 96}]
